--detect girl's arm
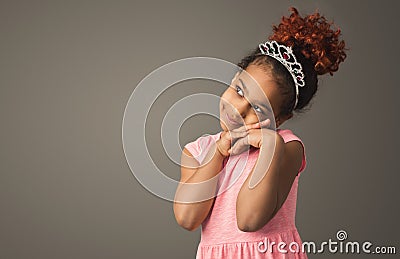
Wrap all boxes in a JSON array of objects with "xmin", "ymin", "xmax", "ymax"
[
  {"xmin": 173, "ymin": 138, "xmax": 226, "ymax": 231},
  {"xmin": 236, "ymin": 131, "xmax": 304, "ymax": 232}
]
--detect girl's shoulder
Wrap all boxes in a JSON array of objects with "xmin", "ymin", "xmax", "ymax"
[
  {"xmin": 276, "ymin": 128, "xmax": 303, "ymax": 144},
  {"xmin": 276, "ymin": 128, "xmax": 307, "ymax": 174},
  {"xmin": 183, "ymin": 131, "xmax": 222, "ymax": 164}
]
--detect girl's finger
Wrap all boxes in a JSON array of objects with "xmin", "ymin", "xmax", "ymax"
[
  {"xmin": 229, "ymin": 136, "xmax": 250, "ymax": 156},
  {"xmin": 246, "ymin": 119, "xmax": 271, "ymax": 130},
  {"xmin": 234, "ymin": 120, "xmax": 263, "ymax": 132},
  {"xmin": 229, "ymin": 130, "xmax": 248, "ymax": 140},
  {"xmin": 259, "ymin": 119, "xmax": 271, "ymax": 128},
  {"xmin": 230, "ymin": 124, "xmax": 249, "ymax": 133},
  {"xmin": 229, "ymin": 118, "xmax": 271, "ymax": 134}
]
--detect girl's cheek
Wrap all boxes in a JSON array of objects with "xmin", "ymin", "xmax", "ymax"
[
  {"xmin": 245, "ymin": 113, "xmax": 258, "ymax": 125},
  {"xmin": 221, "ymin": 90, "xmax": 236, "ymax": 105},
  {"xmin": 246, "ymin": 112, "xmax": 266, "ymax": 125}
]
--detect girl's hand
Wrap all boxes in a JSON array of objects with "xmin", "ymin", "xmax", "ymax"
[
  {"xmin": 228, "ymin": 119, "xmax": 272, "ymax": 156},
  {"xmin": 216, "ymin": 120, "xmax": 267, "ymax": 157},
  {"xmin": 216, "ymin": 129, "xmax": 247, "ymax": 157}
]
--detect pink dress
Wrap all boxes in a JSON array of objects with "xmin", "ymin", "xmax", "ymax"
[{"xmin": 184, "ymin": 129, "xmax": 308, "ymax": 259}]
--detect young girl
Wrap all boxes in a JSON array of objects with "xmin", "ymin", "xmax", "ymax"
[{"xmin": 173, "ymin": 7, "xmax": 347, "ymax": 259}]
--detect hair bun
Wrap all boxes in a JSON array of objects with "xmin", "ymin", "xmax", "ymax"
[{"xmin": 269, "ymin": 7, "xmax": 347, "ymax": 76}]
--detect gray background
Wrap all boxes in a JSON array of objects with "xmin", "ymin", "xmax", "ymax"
[{"xmin": 1, "ymin": 0, "xmax": 399, "ymax": 258}]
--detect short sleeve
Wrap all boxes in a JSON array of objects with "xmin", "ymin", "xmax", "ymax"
[
  {"xmin": 184, "ymin": 132, "xmax": 222, "ymax": 165},
  {"xmin": 277, "ymin": 129, "xmax": 307, "ymax": 174}
]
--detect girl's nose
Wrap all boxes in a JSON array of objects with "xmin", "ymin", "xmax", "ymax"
[{"xmin": 232, "ymin": 98, "xmax": 252, "ymax": 120}]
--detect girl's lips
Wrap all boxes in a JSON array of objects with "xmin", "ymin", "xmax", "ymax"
[{"xmin": 225, "ymin": 112, "xmax": 242, "ymax": 125}]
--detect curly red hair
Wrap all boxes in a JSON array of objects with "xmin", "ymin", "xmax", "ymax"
[
  {"xmin": 269, "ymin": 7, "xmax": 347, "ymax": 76},
  {"xmin": 237, "ymin": 7, "xmax": 348, "ymax": 114}
]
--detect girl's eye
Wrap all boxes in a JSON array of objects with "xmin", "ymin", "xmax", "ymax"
[
  {"xmin": 253, "ymin": 105, "xmax": 263, "ymax": 113},
  {"xmin": 236, "ymin": 86, "xmax": 244, "ymax": 97}
]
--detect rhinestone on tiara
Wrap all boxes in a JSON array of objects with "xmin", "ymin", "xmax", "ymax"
[{"xmin": 258, "ymin": 40, "xmax": 305, "ymax": 109}]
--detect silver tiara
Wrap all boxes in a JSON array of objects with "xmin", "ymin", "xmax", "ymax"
[{"xmin": 258, "ymin": 40, "xmax": 305, "ymax": 109}]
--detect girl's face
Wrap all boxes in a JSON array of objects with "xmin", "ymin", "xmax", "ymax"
[{"xmin": 219, "ymin": 64, "xmax": 285, "ymax": 131}]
